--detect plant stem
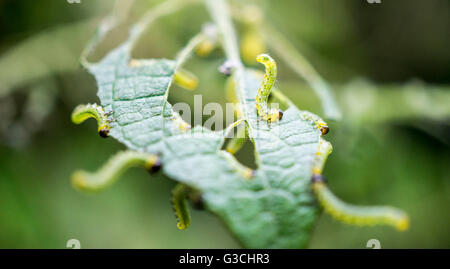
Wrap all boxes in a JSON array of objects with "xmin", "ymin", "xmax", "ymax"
[{"xmin": 205, "ymin": 0, "xmax": 248, "ymax": 119}]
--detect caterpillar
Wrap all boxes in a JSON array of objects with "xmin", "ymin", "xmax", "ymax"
[
  {"xmin": 171, "ymin": 184, "xmax": 191, "ymax": 230},
  {"xmin": 71, "ymin": 103, "xmax": 111, "ymax": 138},
  {"xmin": 71, "ymin": 151, "xmax": 161, "ymax": 192},
  {"xmin": 312, "ymin": 182, "xmax": 409, "ymax": 231},
  {"xmin": 255, "ymin": 54, "xmax": 283, "ymax": 122},
  {"xmin": 301, "ymin": 111, "xmax": 329, "ymax": 135},
  {"xmin": 173, "ymin": 68, "xmax": 199, "ymax": 90},
  {"xmin": 312, "ymin": 139, "xmax": 333, "ymax": 175},
  {"xmin": 311, "ymin": 139, "xmax": 409, "ymax": 231}
]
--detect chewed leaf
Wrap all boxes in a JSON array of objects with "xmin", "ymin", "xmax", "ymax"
[
  {"xmin": 81, "ymin": 29, "xmax": 321, "ymax": 247},
  {"xmin": 87, "ymin": 47, "xmax": 178, "ymax": 153},
  {"xmin": 73, "ymin": 0, "xmax": 408, "ymax": 249}
]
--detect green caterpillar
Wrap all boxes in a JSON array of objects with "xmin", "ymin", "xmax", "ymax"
[
  {"xmin": 255, "ymin": 54, "xmax": 283, "ymax": 122},
  {"xmin": 71, "ymin": 150, "xmax": 161, "ymax": 192},
  {"xmin": 71, "ymin": 103, "xmax": 111, "ymax": 138},
  {"xmin": 171, "ymin": 184, "xmax": 191, "ymax": 230},
  {"xmin": 311, "ymin": 138, "xmax": 409, "ymax": 231},
  {"xmin": 301, "ymin": 111, "xmax": 330, "ymax": 135},
  {"xmin": 312, "ymin": 181, "xmax": 409, "ymax": 231},
  {"xmin": 173, "ymin": 68, "xmax": 199, "ymax": 90}
]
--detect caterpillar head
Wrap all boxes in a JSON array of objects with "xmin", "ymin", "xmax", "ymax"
[
  {"xmin": 256, "ymin": 53, "xmax": 273, "ymax": 65},
  {"xmin": 266, "ymin": 108, "xmax": 284, "ymax": 122}
]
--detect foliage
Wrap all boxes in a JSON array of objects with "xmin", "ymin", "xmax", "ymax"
[{"xmin": 70, "ymin": 0, "xmax": 411, "ymax": 248}]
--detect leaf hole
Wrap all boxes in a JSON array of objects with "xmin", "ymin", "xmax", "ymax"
[{"xmin": 223, "ymin": 137, "xmax": 258, "ymax": 170}]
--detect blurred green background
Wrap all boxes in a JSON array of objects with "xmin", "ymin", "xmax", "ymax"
[{"xmin": 0, "ymin": 0, "xmax": 449, "ymax": 248}]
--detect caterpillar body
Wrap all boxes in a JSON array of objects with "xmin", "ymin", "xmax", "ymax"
[
  {"xmin": 301, "ymin": 111, "xmax": 329, "ymax": 135},
  {"xmin": 71, "ymin": 151, "xmax": 161, "ymax": 192},
  {"xmin": 311, "ymin": 139, "xmax": 409, "ymax": 231},
  {"xmin": 172, "ymin": 184, "xmax": 191, "ymax": 230},
  {"xmin": 71, "ymin": 103, "xmax": 111, "ymax": 138},
  {"xmin": 255, "ymin": 54, "xmax": 283, "ymax": 122}
]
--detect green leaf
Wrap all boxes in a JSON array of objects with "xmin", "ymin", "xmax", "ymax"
[
  {"xmin": 88, "ymin": 45, "xmax": 177, "ymax": 151},
  {"xmin": 80, "ymin": 0, "xmax": 322, "ymax": 248},
  {"xmin": 85, "ymin": 24, "xmax": 322, "ymax": 246},
  {"xmin": 72, "ymin": 0, "xmax": 413, "ymax": 249},
  {"xmin": 72, "ymin": 0, "xmax": 414, "ymax": 248}
]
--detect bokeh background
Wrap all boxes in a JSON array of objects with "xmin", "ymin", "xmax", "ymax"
[{"xmin": 0, "ymin": 0, "xmax": 449, "ymax": 248}]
